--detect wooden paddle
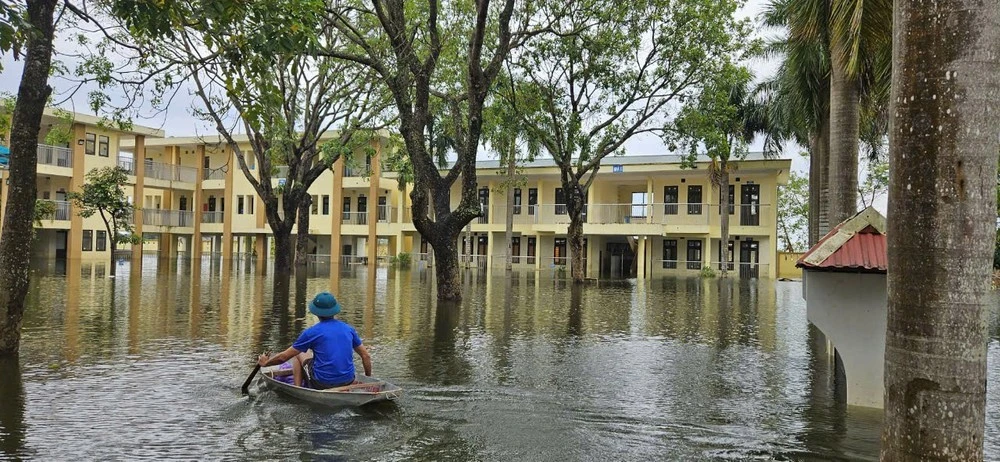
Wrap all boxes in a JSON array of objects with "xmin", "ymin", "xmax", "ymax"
[{"xmin": 241, "ymin": 364, "xmax": 261, "ymax": 394}]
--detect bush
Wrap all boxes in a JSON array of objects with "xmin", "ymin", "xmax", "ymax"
[
  {"xmin": 390, "ymin": 252, "xmax": 411, "ymax": 269},
  {"xmin": 699, "ymin": 266, "xmax": 717, "ymax": 278},
  {"xmin": 554, "ymin": 264, "xmax": 567, "ymax": 279}
]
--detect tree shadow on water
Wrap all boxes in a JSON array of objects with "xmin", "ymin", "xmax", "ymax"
[{"xmin": 0, "ymin": 356, "xmax": 26, "ymax": 459}]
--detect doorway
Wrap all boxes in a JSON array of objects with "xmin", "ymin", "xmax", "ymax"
[
  {"xmin": 739, "ymin": 239, "xmax": 760, "ymax": 278},
  {"xmin": 740, "ymin": 184, "xmax": 760, "ymax": 226}
]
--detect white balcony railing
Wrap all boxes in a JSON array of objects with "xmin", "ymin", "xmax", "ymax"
[
  {"xmin": 201, "ymin": 211, "xmax": 224, "ymax": 224},
  {"xmin": 376, "ymin": 205, "xmax": 396, "ymax": 223},
  {"xmin": 488, "ymin": 205, "xmax": 539, "ymax": 225},
  {"xmin": 117, "ymin": 157, "xmax": 135, "ymax": 174},
  {"xmin": 52, "ymin": 200, "xmax": 71, "ymax": 220},
  {"xmin": 203, "ymin": 168, "xmax": 226, "ymax": 181},
  {"xmin": 342, "ymin": 211, "xmax": 369, "ymax": 225},
  {"xmin": 144, "ymin": 160, "xmax": 198, "ymax": 183},
  {"xmin": 141, "ymin": 209, "xmax": 194, "ymax": 227},
  {"xmin": 36, "ymin": 144, "xmax": 72, "ymax": 168}
]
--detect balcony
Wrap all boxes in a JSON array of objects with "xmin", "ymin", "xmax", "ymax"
[
  {"xmin": 376, "ymin": 205, "xmax": 396, "ymax": 224},
  {"xmin": 52, "ymin": 200, "xmax": 71, "ymax": 220},
  {"xmin": 489, "ymin": 205, "xmax": 540, "ymax": 224},
  {"xmin": 141, "ymin": 209, "xmax": 194, "ymax": 227},
  {"xmin": 201, "ymin": 211, "xmax": 224, "ymax": 224},
  {"xmin": 36, "ymin": 144, "xmax": 73, "ymax": 168},
  {"xmin": 342, "ymin": 211, "xmax": 369, "ymax": 225},
  {"xmin": 144, "ymin": 161, "xmax": 198, "ymax": 183},
  {"xmin": 117, "ymin": 157, "xmax": 135, "ymax": 174},
  {"xmin": 203, "ymin": 168, "xmax": 226, "ymax": 181}
]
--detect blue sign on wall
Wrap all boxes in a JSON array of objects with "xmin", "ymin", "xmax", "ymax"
[
  {"xmin": 278, "ymin": 178, "xmax": 286, "ymax": 186},
  {"xmin": 612, "ymin": 165, "xmax": 623, "ymax": 173}
]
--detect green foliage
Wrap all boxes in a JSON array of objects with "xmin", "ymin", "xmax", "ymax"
[
  {"xmin": 67, "ymin": 166, "xmax": 140, "ymax": 246},
  {"xmin": 389, "ymin": 252, "xmax": 412, "ymax": 269},
  {"xmin": 668, "ymin": 65, "xmax": 764, "ymax": 168},
  {"xmin": 699, "ymin": 266, "xmax": 717, "ymax": 278},
  {"xmin": 0, "ymin": 92, "xmax": 13, "ymax": 143},
  {"xmin": 33, "ymin": 200, "xmax": 56, "ymax": 227},
  {"xmin": 0, "ymin": 2, "xmax": 24, "ymax": 72},
  {"xmin": 778, "ymin": 167, "xmax": 810, "ymax": 252},
  {"xmin": 42, "ymin": 108, "xmax": 74, "ymax": 146},
  {"xmin": 555, "ymin": 264, "xmax": 568, "ymax": 279}
]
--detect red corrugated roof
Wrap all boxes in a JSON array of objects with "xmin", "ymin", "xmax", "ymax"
[{"xmin": 796, "ymin": 207, "xmax": 888, "ymax": 273}]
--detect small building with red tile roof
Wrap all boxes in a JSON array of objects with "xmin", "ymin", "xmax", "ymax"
[{"xmin": 797, "ymin": 206, "xmax": 888, "ymax": 409}]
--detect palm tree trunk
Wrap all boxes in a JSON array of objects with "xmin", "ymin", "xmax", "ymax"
[
  {"xmin": 0, "ymin": 0, "xmax": 58, "ymax": 356},
  {"xmin": 808, "ymin": 134, "xmax": 820, "ymax": 245},
  {"xmin": 828, "ymin": 40, "xmax": 859, "ymax": 226},
  {"xmin": 818, "ymin": 98, "xmax": 832, "ymax": 239},
  {"xmin": 882, "ymin": 1, "xmax": 999, "ymax": 458}
]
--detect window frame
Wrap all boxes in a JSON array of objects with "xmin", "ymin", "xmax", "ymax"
[
  {"xmin": 687, "ymin": 185, "xmax": 703, "ymax": 215},
  {"xmin": 663, "ymin": 186, "xmax": 679, "ymax": 215},
  {"xmin": 96, "ymin": 230, "xmax": 107, "ymax": 251},
  {"xmin": 85, "ymin": 133, "xmax": 96, "ymax": 155},
  {"xmin": 662, "ymin": 239, "xmax": 677, "ymax": 269},
  {"xmin": 98, "ymin": 135, "xmax": 110, "ymax": 157},
  {"xmin": 82, "ymin": 230, "xmax": 93, "ymax": 251},
  {"xmin": 686, "ymin": 240, "xmax": 702, "ymax": 270}
]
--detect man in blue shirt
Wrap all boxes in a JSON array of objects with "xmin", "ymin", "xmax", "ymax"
[{"xmin": 257, "ymin": 292, "xmax": 373, "ymax": 388}]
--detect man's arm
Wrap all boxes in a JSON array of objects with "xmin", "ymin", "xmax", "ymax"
[
  {"xmin": 258, "ymin": 346, "xmax": 300, "ymax": 367},
  {"xmin": 354, "ymin": 345, "xmax": 372, "ymax": 377}
]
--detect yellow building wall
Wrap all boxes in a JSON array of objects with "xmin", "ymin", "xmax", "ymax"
[{"xmin": 777, "ymin": 252, "xmax": 804, "ymax": 279}]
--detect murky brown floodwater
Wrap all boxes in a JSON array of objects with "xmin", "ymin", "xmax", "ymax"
[{"xmin": 1, "ymin": 258, "xmax": 999, "ymax": 461}]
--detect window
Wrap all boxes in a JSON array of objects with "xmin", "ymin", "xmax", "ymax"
[
  {"xmin": 98, "ymin": 135, "xmax": 109, "ymax": 157},
  {"xmin": 246, "ymin": 195, "xmax": 254, "ymax": 215},
  {"xmin": 342, "ymin": 197, "xmax": 351, "ymax": 219},
  {"xmin": 687, "ymin": 185, "xmax": 703, "ymax": 215},
  {"xmin": 554, "ymin": 238, "xmax": 567, "ymax": 265},
  {"xmin": 662, "ymin": 239, "xmax": 677, "ymax": 268},
  {"xmin": 663, "ymin": 186, "xmax": 678, "ymax": 215},
  {"xmin": 631, "ymin": 192, "xmax": 648, "ymax": 218},
  {"xmin": 238, "ymin": 196, "xmax": 245, "ymax": 214},
  {"xmin": 555, "ymin": 188, "xmax": 566, "ymax": 215},
  {"xmin": 82, "ymin": 230, "xmax": 93, "ymax": 251},
  {"xmin": 527, "ymin": 237, "xmax": 537, "ymax": 264},
  {"xmin": 179, "ymin": 196, "xmax": 188, "ymax": 211},
  {"xmin": 511, "ymin": 236, "xmax": 521, "ymax": 263},
  {"xmin": 717, "ymin": 241, "xmax": 734, "ymax": 270},
  {"xmin": 378, "ymin": 196, "xmax": 387, "ymax": 222},
  {"xmin": 513, "ymin": 188, "xmax": 522, "ymax": 215},
  {"xmin": 322, "ymin": 195, "xmax": 330, "ymax": 215},
  {"xmin": 311, "ymin": 195, "xmax": 319, "ymax": 215},
  {"xmin": 96, "ymin": 230, "xmax": 107, "ymax": 251},
  {"xmin": 358, "ymin": 195, "xmax": 367, "ymax": 225},
  {"xmin": 686, "ymin": 240, "xmax": 702, "ymax": 270},
  {"xmin": 85, "ymin": 133, "xmax": 96, "ymax": 155},
  {"xmin": 719, "ymin": 185, "xmax": 734, "ymax": 215},
  {"xmin": 528, "ymin": 188, "xmax": 538, "ymax": 215}
]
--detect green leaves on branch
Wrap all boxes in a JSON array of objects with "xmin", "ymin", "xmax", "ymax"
[{"xmin": 67, "ymin": 166, "xmax": 140, "ymax": 246}]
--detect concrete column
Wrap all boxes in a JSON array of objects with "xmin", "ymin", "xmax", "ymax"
[
  {"xmin": 646, "ymin": 177, "xmax": 654, "ymax": 224},
  {"xmin": 366, "ymin": 142, "xmax": 381, "ymax": 267},
  {"xmin": 636, "ymin": 237, "xmax": 646, "ymax": 279},
  {"xmin": 131, "ymin": 135, "xmax": 146, "ymax": 261},
  {"xmin": 706, "ymin": 238, "xmax": 716, "ymax": 273},
  {"xmin": 191, "ymin": 144, "xmax": 204, "ymax": 261},
  {"xmin": 222, "ymin": 146, "xmax": 234, "ymax": 259},
  {"xmin": 330, "ymin": 156, "xmax": 344, "ymax": 265},
  {"xmin": 68, "ymin": 123, "xmax": 87, "ymax": 260}
]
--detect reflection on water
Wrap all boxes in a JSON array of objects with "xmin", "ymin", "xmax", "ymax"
[{"xmin": 1, "ymin": 258, "xmax": 999, "ymax": 460}]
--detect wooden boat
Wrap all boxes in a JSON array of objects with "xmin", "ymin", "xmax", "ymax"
[{"xmin": 258, "ymin": 364, "xmax": 403, "ymax": 406}]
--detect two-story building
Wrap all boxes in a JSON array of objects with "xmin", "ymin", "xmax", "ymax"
[{"xmin": 4, "ymin": 109, "xmax": 791, "ymax": 279}]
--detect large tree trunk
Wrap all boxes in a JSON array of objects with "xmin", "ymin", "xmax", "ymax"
[
  {"xmin": 566, "ymin": 183, "xmax": 587, "ymax": 283},
  {"xmin": 718, "ymin": 168, "xmax": 730, "ymax": 277},
  {"xmin": 294, "ymin": 196, "xmax": 311, "ymax": 267},
  {"xmin": 881, "ymin": 1, "xmax": 999, "ymax": 459},
  {"xmin": 0, "ymin": 0, "xmax": 57, "ymax": 356},
  {"xmin": 272, "ymin": 231, "xmax": 294, "ymax": 274},
  {"xmin": 504, "ymin": 154, "xmax": 515, "ymax": 272},
  {"xmin": 430, "ymin": 232, "xmax": 462, "ymax": 300},
  {"xmin": 828, "ymin": 41, "xmax": 859, "ymax": 227},
  {"xmin": 109, "ymin": 242, "xmax": 118, "ymax": 277}
]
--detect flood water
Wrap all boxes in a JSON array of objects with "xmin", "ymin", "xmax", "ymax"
[{"xmin": 2, "ymin": 258, "xmax": 1000, "ymax": 461}]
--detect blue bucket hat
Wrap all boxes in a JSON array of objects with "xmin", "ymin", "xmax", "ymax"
[{"xmin": 309, "ymin": 292, "xmax": 341, "ymax": 317}]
